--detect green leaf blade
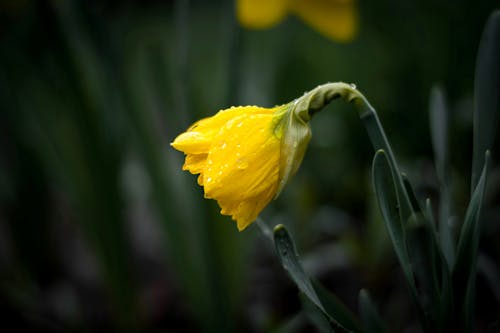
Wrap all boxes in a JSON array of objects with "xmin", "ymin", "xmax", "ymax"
[
  {"xmin": 429, "ymin": 85, "xmax": 454, "ymax": 267},
  {"xmin": 372, "ymin": 150, "xmax": 410, "ymax": 276},
  {"xmin": 453, "ymin": 151, "xmax": 490, "ymax": 332},
  {"xmin": 372, "ymin": 150, "xmax": 431, "ymax": 329},
  {"xmin": 274, "ymin": 224, "xmax": 322, "ymax": 310},
  {"xmin": 472, "ymin": 11, "xmax": 500, "ymax": 191},
  {"xmin": 273, "ymin": 224, "xmax": 361, "ymax": 333},
  {"xmin": 429, "ymin": 85, "xmax": 449, "ymax": 179},
  {"xmin": 313, "ymin": 281, "xmax": 362, "ymax": 333},
  {"xmin": 401, "ymin": 172, "xmax": 422, "ymax": 214}
]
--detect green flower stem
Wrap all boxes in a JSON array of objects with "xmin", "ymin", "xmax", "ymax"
[
  {"xmin": 296, "ymin": 82, "xmax": 414, "ymax": 221},
  {"xmin": 294, "ymin": 82, "xmax": 426, "ymax": 326},
  {"xmin": 355, "ymin": 95, "xmax": 415, "ymax": 222}
]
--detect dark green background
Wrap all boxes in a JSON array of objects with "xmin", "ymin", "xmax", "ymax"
[{"xmin": 0, "ymin": 0, "xmax": 498, "ymax": 331}]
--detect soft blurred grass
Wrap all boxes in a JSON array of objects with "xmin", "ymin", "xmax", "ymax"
[{"xmin": 0, "ymin": 0, "xmax": 499, "ymax": 332}]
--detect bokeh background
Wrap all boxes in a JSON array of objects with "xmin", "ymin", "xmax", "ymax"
[{"xmin": 1, "ymin": 0, "xmax": 499, "ymax": 332}]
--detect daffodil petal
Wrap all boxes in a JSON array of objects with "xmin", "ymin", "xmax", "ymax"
[
  {"xmin": 197, "ymin": 174, "xmax": 204, "ymax": 186},
  {"xmin": 234, "ymin": 191, "xmax": 275, "ymax": 231},
  {"xmin": 202, "ymin": 112, "xmax": 281, "ymax": 229},
  {"xmin": 237, "ymin": 0, "xmax": 289, "ymax": 29},
  {"xmin": 172, "ymin": 106, "xmax": 273, "ymax": 155},
  {"xmin": 291, "ymin": 0, "xmax": 358, "ymax": 42},
  {"xmin": 216, "ymin": 189, "xmax": 276, "ymax": 231},
  {"xmin": 203, "ymin": 113, "xmax": 280, "ymax": 200},
  {"xmin": 188, "ymin": 106, "xmax": 274, "ymax": 133},
  {"xmin": 182, "ymin": 153, "xmax": 207, "ymax": 174},
  {"xmin": 171, "ymin": 131, "xmax": 211, "ymax": 154}
]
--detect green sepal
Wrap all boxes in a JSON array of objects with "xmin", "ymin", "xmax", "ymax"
[
  {"xmin": 275, "ymin": 103, "xmax": 312, "ymax": 197},
  {"xmin": 275, "ymin": 82, "xmax": 360, "ymax": 197}
]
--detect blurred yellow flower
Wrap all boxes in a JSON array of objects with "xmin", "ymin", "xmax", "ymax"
[
  {"xmin": 171, "ymin": 103, "xmax": 311, "ymax": 231},
  {"xmin": 237, "ymin": 0, "xmax": 358, "ymax": 42}
]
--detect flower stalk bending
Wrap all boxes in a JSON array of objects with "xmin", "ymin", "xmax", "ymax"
[{"xmin": 171, "ymin": 82, "xmax": 407, "ymax": 230}]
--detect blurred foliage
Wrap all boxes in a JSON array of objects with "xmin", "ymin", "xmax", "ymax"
[{"xmin": 0, "ymin": 0, "xmax": 499, "ymax": 332}]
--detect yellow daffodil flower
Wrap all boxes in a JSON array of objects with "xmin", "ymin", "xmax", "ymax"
[
  {"xmin": 237, "ymin": 0, "xmax": 358, "ymax": 42},
  {"xmin": 172, "ymin": 82, "xmax": 359, "ymax": 231},
  {"xmin": 172, "ymin": 102, "xmax": 312, "ymax": 231}
]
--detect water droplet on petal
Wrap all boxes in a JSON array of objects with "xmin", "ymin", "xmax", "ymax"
[
  {"xmin": 237, "ymin": 122, "xmax": 243, "ymax": 128},
  {"xmin": 236, "ymin": 158, "xmax": 248, "ymax": 170},
  {"xmin": 206, "ymin": 177, "xmax": 212, "ymax": 183},
  {"xmin": 221, "ymin": 142, "xmax": 227, "ymax": 149}
]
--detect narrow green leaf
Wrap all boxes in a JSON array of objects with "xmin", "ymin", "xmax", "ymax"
[
  {"xmin": 358, "ymin": 289, "xmax": 387, "ymax": 333},
  {"xmin": 425, "ymin": 198, "xmax": 453, "ymax": 330},
  {"xmin": 439, "ymin": 265, "xmax": 453, "ymax": 333},
  {"xmin": 429, "ymin": 85, "xmax": 449, "ymax": 179},
  {"xmin": 429, "ymin": 86, "xmax": 454, "ymax": 267},
  {"xmin": 313, "ymin": 281, "xmax": 362, "ymax": 333},
  {"xmin": 401, "ymin": 173, "xmax": 422, "ymax": 214},
  {"xmin": 455, "ymin": 151, "xmax": 490, "ymax": 270},
  {"xmin": 372, "ymin": 150, "xmax": 411, "ymax": 279},
  {"xmin": 274, "ymin": 224, "xmax": 322, "ymax": 309},
  {"xmin": 406, "ymin": 212, "xmax": 454, "ymax": 331},
  {"xmin": 300, "ymin": 294, "xmax": 335, "ymax": 333},
  {"xmin": 453, "ymin": 151, "xmax": 490, "ymax": 332},
  {"xmin": 424, "ymin": 198, "xmax": 436, "ymax": 233},
  {"xmin": 359, "ymin": 102, "xmax": 416, "ymax": 223},
  {"xmin": 372, "ymin": 150, "xmax": 430, "ymax": 329},
  {"xmin": 438, "ymin": 191, "xmax": 454, "ymax": 269},
  {"xmin": 273, "ymin": 224, "xmax": 361, "ymax": 333},
  {"xmin": 472, "ymin": 11, "xmax": 500, "ymax": 191},
  {"xmin": 406, "ymin": 216, "xmax": 442, "ymax": 329}
]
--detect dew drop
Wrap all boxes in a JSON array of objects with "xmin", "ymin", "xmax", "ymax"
[
  {"xmin": 236, "ymin": 158, "xmax": 248, "ymax": 170},
  {"xmin": 221, "ymin": 142, "xmax": 227, "ymax": 149},
  {"xmin": 206, "ymin": 177, "xmax": 212, "ymax": 183},
  {"xmin": 350, "ymin": 83, "xmax": 357, "ymax": 89},
  {"xmin": 236, "ymin": 122, "xmax": 243, "ymax": 128}
]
